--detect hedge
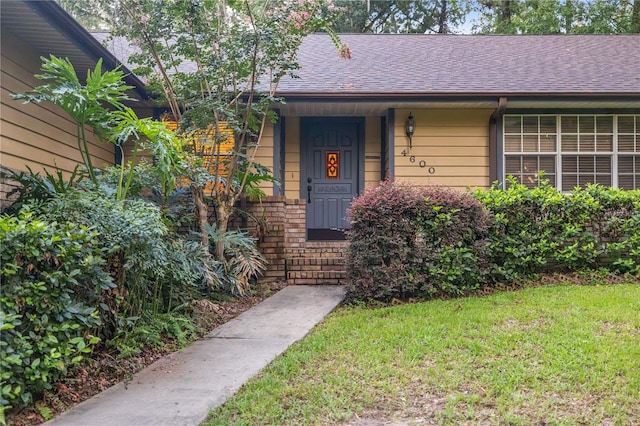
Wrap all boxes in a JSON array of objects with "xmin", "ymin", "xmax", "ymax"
[
  {"xmin": 346, "ymin": 180, "xmax": 492, "ymax": 301},
  {"xmin": 0, "ymin": 212, "xmax": 113, "ymax": 410},
  {"xmin": 346, "ymin": 179, "xmax": 640, "ymax": 302}
]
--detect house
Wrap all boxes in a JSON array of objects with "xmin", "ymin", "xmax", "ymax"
[
  {"xmin": 236, "ymin": 34, "xmax": 640, "ymax": 283},
  {"xmin": 2, "ymin": 1, "xmax": 639, "ymax": 284},
  {"xmin": 0, "ymin": 0, "xmax": 149, "ymax": 201},
  {"xmin": 268, "ymin": 34, "xmax": 640, "ymax": 231}
]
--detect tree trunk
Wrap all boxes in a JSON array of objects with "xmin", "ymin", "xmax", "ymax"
[
  {"xmin": 191, "ymin": 186, "xmax": 210, "ymax": 254},
  {"xmin": 215, "ymin": 202, "xmax": 230, "ymax": 261},
  {"xmin": 437, "ymin": 0, "xmax": 448, "ymax": 34},
  {"xmin": 502, "ymin": 0, "xmax": 512, "ymax": 23}
]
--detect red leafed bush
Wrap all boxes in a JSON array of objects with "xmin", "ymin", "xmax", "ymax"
[{"xmin": 345, "ymin": 180, "xmax": 492, "ymax": 302}]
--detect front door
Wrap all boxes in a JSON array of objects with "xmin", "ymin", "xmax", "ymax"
[{"xmin": 301, "ymin": 118, "xmax": 362, "ymax": 240}]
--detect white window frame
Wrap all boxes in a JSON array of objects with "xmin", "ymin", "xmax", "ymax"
[{"xmin": 503, "ymin": 114, "xmax": 639, "ymax": 191}]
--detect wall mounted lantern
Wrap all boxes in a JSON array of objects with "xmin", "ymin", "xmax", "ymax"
[{"xmin": 405, "ymin": 112, "xmax": 415, "ymax": 150}]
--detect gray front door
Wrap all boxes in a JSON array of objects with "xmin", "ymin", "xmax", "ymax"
[{"xmin": 301, "ymin": 118, "xmax": 362, "ymax": 240}]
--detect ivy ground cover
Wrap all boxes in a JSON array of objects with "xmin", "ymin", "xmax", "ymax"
[{"xmin": 206, "ymin": 281, "xmax": 640, "ymax": 425}]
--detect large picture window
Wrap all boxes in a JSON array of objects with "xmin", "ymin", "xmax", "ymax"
[{"xmin": 503, "ymin": 114, "xmax": 639, "ymax": 190}]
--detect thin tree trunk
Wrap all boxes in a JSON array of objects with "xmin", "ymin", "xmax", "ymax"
[
  {"xmin": 192, "ymin": 186, "xmax": 210, "ymax": 253},
  {"xmin": 215, "ymin": 202, "xmax": 230, "ymax": 260},
  {"xmin": 437, "ymin": 0, "xmax": 449, "ymax": 34},
  {"xmin": 503, "ymin": 0, "xmax": 512, "ymax": 23}
]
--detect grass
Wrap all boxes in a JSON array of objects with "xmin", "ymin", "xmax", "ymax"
[{"xmin": 205, "ymin": 283, "xmax": 640, "ymax": 425}]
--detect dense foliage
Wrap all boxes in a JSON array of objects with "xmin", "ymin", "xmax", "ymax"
[
  {"xmin": 40, "ymin": 188, "xmax": 212, "ymax": 334},
  {"xmin": 473, "ymin": 0, "xmax": 640, "ymax": 34},
  {"xmin": 65, "ymin": 0, "xmax": 640, "ymax": 35},
  {"xmin": 1, "ymin": 52, "xmax": 270, "ymax": 416},
  {"xmin": 12, "ymin": 56, "xmax": 183, "ymax": 202},
  {"xmin": 346, "ymin": 180, "xmax": 492, "ymax": 301},
  {"xmin": 476, "ymin": 179, "xmax": 640, "ymax": 281},
  {"xmin": 346, "ymin": 180, "xmax": 640, "ymax": 302},
  {"xmin": 0, "ymin": 213, "xmax": 111, "ymax": 410},
  {"xmin": 89, "ymin": 0, "xmax": 350, "ymax": 260}
]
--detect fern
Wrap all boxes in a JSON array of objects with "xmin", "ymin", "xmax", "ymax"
[{"xmin": 206, "ymin": 225, "xmax": 266, "ymax": 296}]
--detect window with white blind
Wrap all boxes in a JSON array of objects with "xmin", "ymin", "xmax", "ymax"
[
  {"xmin": 503, "ymin": 114, "xmax": 640, "ymax": 190},
  {"xmin": 618, "ymin": 115, "xmax": 640, "ymax": 190}
]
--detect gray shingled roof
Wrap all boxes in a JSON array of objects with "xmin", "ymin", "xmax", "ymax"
[
  {"xmin": 91, "ymin": 32, "xmax": 640, "ymax": 98},
  {"xmin": 279, "ymin": 34, "xmax": 640, "ymax": 96}
]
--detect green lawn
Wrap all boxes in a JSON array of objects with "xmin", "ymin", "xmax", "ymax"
[{"xmin": 205, "ymin": 283, "xmax": 640, "ymax": 425}]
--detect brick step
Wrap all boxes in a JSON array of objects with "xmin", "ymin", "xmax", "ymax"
[
  {"xmin": 304, "ymin": 241, "xmax": 349, "ymax": 248},
  {"xmin": 286, "ymin": 257, "xmax": 345, "ymax": 269},
  {"xmin": 287, "ymin": 270, "xmax": 347, "ymax": 279},
  {"xmin": 286, "ymin": 248, "xmax": 347, "ymax": 259},
  {"xmin": 287, "ymin": 270, "xmax": 348, "ymax": 285},
  {"xmin": 286, "ymin": 255, "xmax": 347, "ymax": 285}
]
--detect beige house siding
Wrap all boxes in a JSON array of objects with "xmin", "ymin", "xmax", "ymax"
[
  {"xmin": 394, "ymin": 108, "xmax": 492, "ymax": 190},
  {"xmin": 284, "ymin": 117, "xmax": 301, "ymax": 200},
  {"xmin": 1, "ymin": 33, "xmax": 114, "ymax": 182},
  {"xmin": 364, "ymin": 116, "xmax": 382, "ymax": 189},
  {"xmin": 253, "ymin": 123, "xmax": 275, "ymax": 196}
]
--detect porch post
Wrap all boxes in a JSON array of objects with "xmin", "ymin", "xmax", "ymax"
[
  {"xmin": 273, "ymin": 110, "xmax": 284, "ymax": 196},
  {"xmin": 387, "ymin": 108, "xmax": 395, "ymax": 179}
]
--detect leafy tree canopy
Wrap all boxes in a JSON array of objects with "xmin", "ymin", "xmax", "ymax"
[
  {"xmin": 475, "ymin": 0, "xmax": 640, "ymax": 34},
  {"xmin": 329, "ymin": 0, "xmax": 469, "ymax": 34},
  {"xmin": 60, "ymin": 0, "xmax": 639, "ymax": 34}
]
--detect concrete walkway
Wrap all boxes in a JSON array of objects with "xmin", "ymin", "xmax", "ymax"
[{"xmin": 45, "ymin": 285, "xmax": 346, "ymax": 426}]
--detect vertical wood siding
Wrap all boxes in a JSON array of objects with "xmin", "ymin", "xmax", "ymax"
[
  {"xmin": 284, "ymin": 117, "xmax": 301, "ymax": 200},
  {"xmin": 253, "ymin": 122, "xmax": 274, "ymax": 196},
  {"xmin": 394, "ymin": 108, "xmax": 492, "ymax": 190},
  {"xmin": 364, "ymin": 116, "xmax": 382, "ymax": 189},
  {"xmin": 1, "ymin": 34, "xmax": 114, "ymax": 181}
]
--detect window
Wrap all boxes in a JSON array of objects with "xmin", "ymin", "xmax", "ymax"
[
  {"xmin": 618, "ymin": 115, "xmax": 640, "ymax": 190},
  {"xmin": 162, "ymin": 119, "xmax": 235, "ymax": 192},
  {"xmin": 503, "ymin": 114, "xmax": 640, "ymax": 190},
  {"xmin": 504, "ymin": 115, "xmax": 557, "ymax": 187}
]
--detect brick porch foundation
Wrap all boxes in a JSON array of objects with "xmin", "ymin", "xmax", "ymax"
[{"xmin": 236, "ymin": 196, "xmax": 348, "ymax": 285}]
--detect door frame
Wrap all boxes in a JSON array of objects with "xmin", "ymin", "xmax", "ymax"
[{"xmin": 300, "ymin": 117, "xmax": 365, "ymax": 240}]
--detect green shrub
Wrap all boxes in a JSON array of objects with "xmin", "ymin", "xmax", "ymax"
[
  {"xmin": 38, "ymin": 188, "xmax": 213, "ymax": 338},
  {"xmin": 346, "ymin": 180, "xmax": 640, "ymax": 303},
  {"xmin": 346, "ymin": 180, "xmax": 492, "ymax": 302},
  {"xmin": 474, "ymin": 179, "xmax": 562, "ymax": 281},
  {"xmin": 111, "ymin": 312, "xmax": 199, "ymax": 359},
  {"xmin": 475, "ymin": 179, "xmax": 640, "ymax": 281},
  {"xmin": 577, "ymin": 185, "xmax": 640, "ymax": 274},
  {"xmin": 0, "ymin": 212, "xmax": 113, "ymax": 410},
  {"xmin": 207, "ymin": 226, "xmax": 266, "ymax": 296},
  {"xmin": 0, "ymin": 165, "xmax": 85, "ymax": 216}
]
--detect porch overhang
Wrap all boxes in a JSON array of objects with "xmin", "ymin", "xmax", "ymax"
[
  {"xmin": 275, "ymin": 93, "xmax": 640, "ymax": 117},
  {"xmin": 1, "ymin": 0, "xmax": 148, "ymax": 102}
]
